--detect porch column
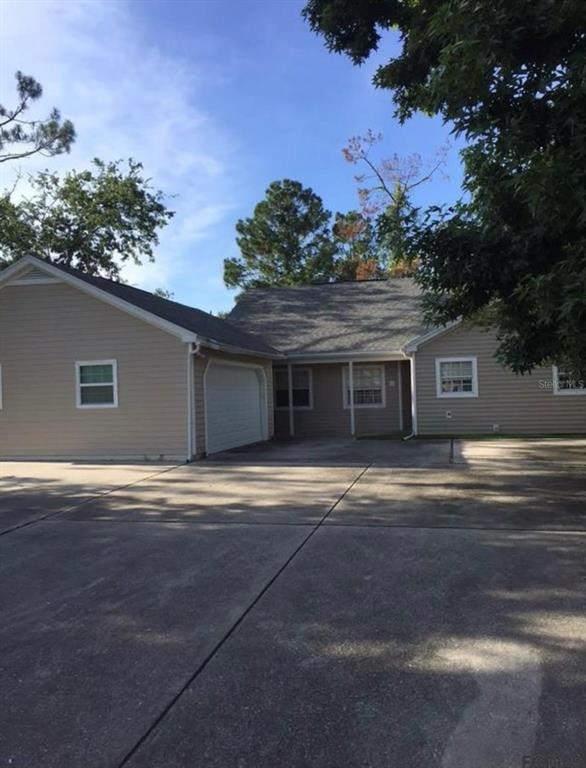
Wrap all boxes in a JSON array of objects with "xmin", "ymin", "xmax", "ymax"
[
  {"xmin": 348, "ymin": 360, "xmax": 356, "ymax": 437},
  {"xmin": 287, "ymin": 362, "xmax": 295, "ymax": 437},
  {"xmin": 397, "ymin": 360, "xmax": 404, "ymax": 433},
  {"xmin": 409, "ymin": 355, "xmax": 418, "ymax": 436}
]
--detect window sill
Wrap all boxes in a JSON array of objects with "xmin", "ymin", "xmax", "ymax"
[
  {"xmin": 76, "ymin": 404, "xmax": 118, "ymax": 409},
  {"xmin": 343, "ymin": 403, "xmax": 386, "ymax": 410},
  {"xmin": 436, "ymin": 392, "xmax": 478, "ymax": 399},
  {"xmin": 275, "ymin": 406, "xmax": 314, "ymax": 411}
]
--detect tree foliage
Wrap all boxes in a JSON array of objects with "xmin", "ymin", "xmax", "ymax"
[
  {"xmin": 332, "ymin": 210, "xmax": 384, "ymax": 280},
  {"xmin": 224, "ymin": 174, "xmax": 432, "ymax": 291},
  {"xmin": 0, "ymin": 72, "xmax": 75, "ymax": 164},
  {"xmin": 153, "ymin": 288, "xmax": 175, "ymax": 299},
  {"xmin": 224, "ymin": 178, "xmax": 405, "ymax": 290},
  {"xmin": 0, "ymin": 159, "xmax": 174, "ymax": 279},
  {"xmin": 224, "ymin": 179, "xmax": 340, "ymax": 289},
  {"xmin": 304, "ymin": 0, "xmax": 586, "ymax": 376},
  {"xmin": 342, "ymin": 131, "xmax": 445, "ymax": 275}
]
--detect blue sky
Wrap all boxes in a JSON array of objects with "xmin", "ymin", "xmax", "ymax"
[{"xmin": 0, "ymin": 0, "xmax": 464, "ymax": 313}]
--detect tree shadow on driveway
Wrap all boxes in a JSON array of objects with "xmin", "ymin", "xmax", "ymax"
[
  {"xmin": 0, "ymin": 462, "xmax": 175, "ymax": 533},
  {"xmin": 122, "ymin": 525, "xmax": 586, "ymax": 768}
]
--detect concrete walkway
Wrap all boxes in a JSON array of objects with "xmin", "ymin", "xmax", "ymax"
[{"xmin": 0, "ymin": 438, "xmax": 584, "ymax": 768}]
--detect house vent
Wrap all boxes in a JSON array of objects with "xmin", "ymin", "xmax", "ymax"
[{"xmin": 12, "ymin": 267, "xmax": 59, "ymax": 285}]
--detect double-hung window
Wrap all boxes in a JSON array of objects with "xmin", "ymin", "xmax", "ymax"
[
  {"xmin": 553, "ymin": 366, "xmax": 585, "ymax": 395},
  {"xmin": 436, "ymin": 357, "xmax": 478, "ymax": 398},
  {"xmin": 274, "ymin": 368, "xmax": 313, "ymax": 409},
  {"xmin": 76, "ymin": 360, "xmax": 118, "ymax": 408},
  {"xmin": 343, "ymin": 365, "xmax": 385, "ymax": 408}
]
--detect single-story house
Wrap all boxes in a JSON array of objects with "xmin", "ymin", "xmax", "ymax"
[
  {"xmin": 0, "ymin": 255, "xmax": 584, "ymax": 460},
  {"xmin": 229, "ymin": 281, "xmax": 585, "ymax": 440}
]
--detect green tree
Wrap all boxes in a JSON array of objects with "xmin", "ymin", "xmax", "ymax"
[
  {"xmin": 332, "ymin": 210, "xmax": 383, "ymax": 280},
  {"xmin": 0, "ymin": 159, "xmax": 174, "ymax": 278},
  {"xmin": 304, "ymin": 0, "xmax": 586, "ymax": 376},
  {"xmin": 224, "ymin": 179, "xmax": 340, "ymax": 289},
  {"xmin": 0, "ymin": 72, "xmax": 75, "ymax": 164}
]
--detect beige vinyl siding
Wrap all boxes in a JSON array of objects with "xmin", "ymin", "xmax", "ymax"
[
  {"xmin": 415, "ymin": 325, "xmax": 586, "ymax": 435},
  {"xmin": 0, "ymin": 282, "xmax": 188, "ymax": 459},
  {"xmin": 193, "ymin": 350, "xmax": 274, "ymax": 457},
  {"xmin": 274, "ymin": 362, "xmax": 403, "ymax": 437}
]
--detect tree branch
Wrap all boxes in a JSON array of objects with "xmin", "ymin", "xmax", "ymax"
[
  {"xmin": 0, "ymin": 100, "xmax": 28, "ymax": 129},
  {"xmin": 360, "ymin": 152, "xmax": 397, "ymax": 202}
]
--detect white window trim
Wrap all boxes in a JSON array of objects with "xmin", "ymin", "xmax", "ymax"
[
  {"xmin": 552, "ymin": 366, "xmax": 586, "ymax": 396},
  {"xmin": 435, "ymin": 356, "xmax": 479, "ymax": 399},
  {"xmin": 342, "ymin": 364, "xmax": 386, "ymax": 409},
  {"xmin": 75, "ymin": 359, "xmax": 118, "ymax": 409},
  {"xmin": 274, "ymin": 367, "xmax": 314, "ymax": 411}
]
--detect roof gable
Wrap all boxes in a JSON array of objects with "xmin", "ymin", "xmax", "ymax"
[
  {"xmin": 9, "ymin": 266, "xmax": 61, "ymax": 285},
  {"xmin": 0, "ymin": 256, "xmax": 280, "ymax": 358},
  {"xmin": 403, "ymin": 320, "xmax": 463, "ymax": 352}
]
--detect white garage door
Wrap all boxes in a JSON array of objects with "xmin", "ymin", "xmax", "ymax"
[{"xmin": 205, "ymin": 363, "xmax": 266, "ymax": 454}]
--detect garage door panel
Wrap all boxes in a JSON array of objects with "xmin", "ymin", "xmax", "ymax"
[{"xmin": 205, "ymin": 364, "xmax": 266, "ymax": 454}]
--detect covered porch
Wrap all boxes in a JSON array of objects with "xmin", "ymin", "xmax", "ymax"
[{"xmin": 273, "ymin": 355, "xmax": 413, "ymax": 439}]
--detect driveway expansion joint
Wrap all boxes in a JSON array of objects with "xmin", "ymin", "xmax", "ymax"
[
  {"xmin": 36, "ymin": 517, "xmax": 586, "ymax": 535},
  {"xmin": 0, "ymin": 463, "xmax": 182, "ymax": 538}
]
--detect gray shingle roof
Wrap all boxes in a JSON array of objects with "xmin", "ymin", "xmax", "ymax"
[
  {"xmin": 50, "ymin": 261, "xmax": 280, "ymax": 357},
  {"xmin": 228, "ymin": 279, "xmax": 427, "ymax": 355}
]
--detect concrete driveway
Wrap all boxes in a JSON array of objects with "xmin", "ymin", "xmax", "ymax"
[{"xmin": 0, "ymin": 438, "xmax": 585, "ymax": 768}]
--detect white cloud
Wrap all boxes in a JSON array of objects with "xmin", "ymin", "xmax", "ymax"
[{"xmin": 0, "ymin": 0, "xmax": 235, "ymax": 295}]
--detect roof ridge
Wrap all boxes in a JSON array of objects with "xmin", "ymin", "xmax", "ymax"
[{"xmin": 243, "ymin": 277, "xmax": 416, "ymax": 292}]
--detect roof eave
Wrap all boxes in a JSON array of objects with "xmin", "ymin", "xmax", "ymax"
[
  {"xmin": 199, "ymin": 337, "xmax": 284, "ymax": 360},
  {"xmin": 403, "ymin": 320, "xmax": 462, "ymax": 354},
  {"xmin": 282, "ymin": 350, "xmax": 408, "ymax": 364}
]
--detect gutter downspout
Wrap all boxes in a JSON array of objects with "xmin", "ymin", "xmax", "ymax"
[
  {"xmin": 349, "ymin": 360, "xmax": 356, "ymax": 437},
  {"xmin": 287, "ymin": 362, "xmax": 295, "ymax": 437},
  {"xmin": 186, "ymin": 339, "xmax": 202, "ymax": 462},
  {"xmin": 403, "ymin": 353, "xmax": 418, "ymax": 440}
]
